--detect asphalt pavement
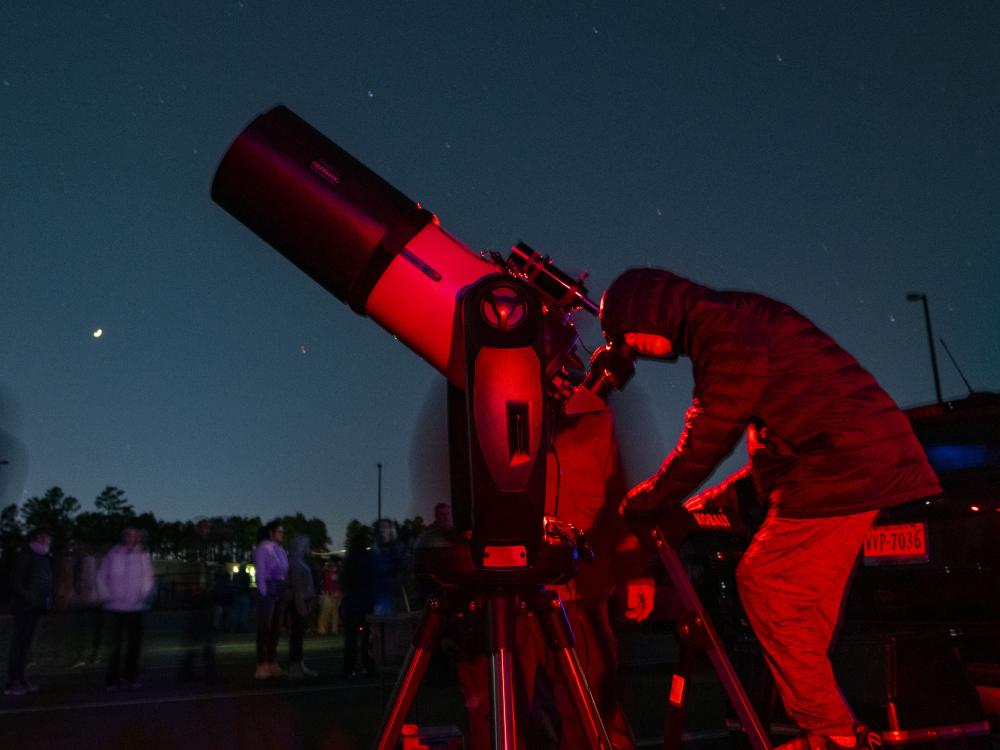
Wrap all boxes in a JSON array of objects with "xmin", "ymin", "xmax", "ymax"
[
  {"xmin": 0, "ymin": 609, "xmax": 736, "ymax": 749},
  {"xmin": 2, "ymin": 610, "xmax": 995, "ymax": 750}
]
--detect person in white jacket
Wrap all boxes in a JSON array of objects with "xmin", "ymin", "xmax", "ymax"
[{"xmin": 97, "ymin": 527, "xmax": 154, "ymax": 689}]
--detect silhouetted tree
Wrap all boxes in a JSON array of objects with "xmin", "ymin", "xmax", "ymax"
[
  {"xmin": 0, "ymin": 503, "xmax": 21, "ymax": 543},
  {"xmin": 21, "ymin": 486, "xmax": 79, "ymax": 545},
  {"xmin": 344, "ymin": 519, "xmax": 374, "ymax": 553},
  {"xmin": 74, "ymin": 511, "xmax": 120, "ymax": 548},
  {"xmin": 238, "ymin": 516, "xmax": 262, "ymax": 561},
  {"xmin": 304, "ymin": 516, "xmax": 331, "ymax": 551},
  {"xmin": 95, "ymin": 485, "xmax": 134, "ymax": 516},
  {"xmin": 217, "ymin": 515, "xmax": 262, "ymax": 562},
  {"xmin": 280, "ymin": 512, "xmax": 331, "ymax": 552},
  {"xmin": 0, "ymin": 503, "xmax": 23, "ymax": 604},
  {"xmin": 133, "ymin": 511, "xmax": 159, "ymax": 551},
  {"xmin": 157, "ymin": 520, "xmax": 189, "ymax": 559},
  {"xmin": 398, "ymin": 516, "xmax": 426, "ymax": 547}
]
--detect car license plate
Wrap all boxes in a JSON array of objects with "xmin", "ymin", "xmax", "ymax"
[{"xmin": 863, "ymin": 522, "xmax": 928, "ymax": 565}]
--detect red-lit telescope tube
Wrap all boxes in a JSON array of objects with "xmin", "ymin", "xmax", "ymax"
[{"xmin": 211, "ymin": 105, "xmax": 499, "ymax": 387}]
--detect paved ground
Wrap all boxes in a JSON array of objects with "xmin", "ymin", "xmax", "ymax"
[
  {"xmin": 0, "ymin": 611, "xmax": 995, "ymax": 749},
  {"xmin": 0, "ymin": 610, "xmax": 732, "ymax": 749}
]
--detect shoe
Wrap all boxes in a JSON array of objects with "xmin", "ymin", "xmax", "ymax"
[
  {"xmin": 4, "ymin": 683, "xmax": 27, "ymax": 696},
  {"xmin": 300, "ymin": 661, "xmax": 318, "ymax": 678},
  {"xmin": 776, "ymin": 727, "xmax": 882, "ymax": 750},
  {"xmin": 71, "ymin": 660, "xmax": 89, "ymax": 669},
  {"xmin": 775, "ymin": 735, "xmax": 821, "ymax": 750},
  {"xmin": 22, "ymin": 681, "xmax": 39, "ymax": 694},
  {"xmin": 854, "ymin": 725, "xmax": 882, "ymax": 750},
  {"xmin": 254, "ymin": 664, "xmax": 270, "ymax": 680},
  {"xmin": 288, "ymin": 663, "xmax": 305, "ymax": 681},
  {"xmin": 268, "ymin": 662, "xmax": 286, "ymax": 678}
]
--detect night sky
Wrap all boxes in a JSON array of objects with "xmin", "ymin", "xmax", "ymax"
[{"xmin": 2, "ymin": 3, "xmax": 998, "ymax": 548}]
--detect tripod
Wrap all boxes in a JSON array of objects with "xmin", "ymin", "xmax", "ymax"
[
  {"xmin": 629, "ymin": 506, "xmax": 772, "ymax": 750},
  {"xmin": 373, "ymin": 538, "xmax": 615, "ymax": 750}
]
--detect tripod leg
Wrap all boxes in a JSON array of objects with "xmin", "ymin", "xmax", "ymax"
[
  {"xmin": 533, "ymin": 591, "xmax": 614, "ymax": 750},
  {"xmin": 373, "ymin": 598, "xmax": 448, "ymax": 750},
  {"xmin": 651, "ymin": 530, "xmax": 772, "ymax": 750},
  {"xmin": 663, "ymin": 638, "xmax": 696, "ymax": 750},
  {"xmin": 487, "ymin": 593, "xmax": 518, "ymax": 750}
]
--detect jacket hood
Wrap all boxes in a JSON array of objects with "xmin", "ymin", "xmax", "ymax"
[
  {"xmin": 289, "ymin": 534, "xmax": 310, "ymax": 561},
  {"xmin": 599, "ymin": 268, "xmax": 716, "ymax": 355}
]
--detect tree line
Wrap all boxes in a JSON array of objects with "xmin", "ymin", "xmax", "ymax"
[{"xmin": 0, "ymin": 485, "xmax": 332, "ymax": 564}]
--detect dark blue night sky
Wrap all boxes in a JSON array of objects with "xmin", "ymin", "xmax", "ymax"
[{"xmin": 2, "ymin": 2, "xmax": 997, "ymax": 546}]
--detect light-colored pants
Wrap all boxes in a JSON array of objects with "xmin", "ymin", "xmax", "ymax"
[
  {"xmin": 736, "ymin": 508, "xmax": 878, "ymax": 734},
  {"xmin": 316, "ymin": 593, "xmax": 341, "ymax": 635}
]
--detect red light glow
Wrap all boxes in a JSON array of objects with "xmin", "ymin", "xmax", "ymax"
[{"xmin": 669, "ymin": 674, "xmax": 686, "ymax": 707}]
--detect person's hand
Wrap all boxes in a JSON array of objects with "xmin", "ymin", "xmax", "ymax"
[
  {"xmin": 624, "ymin": 578, "xmax": 655, "ymax": 622},
  {"xmin": 618, "ymin": 475, "xmax": 663, "ymax": 518}
]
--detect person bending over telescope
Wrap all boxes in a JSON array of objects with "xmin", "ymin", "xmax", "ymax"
[{"xmin": 600, "ymin": 268, "xmax": 941, "ymax": 750}]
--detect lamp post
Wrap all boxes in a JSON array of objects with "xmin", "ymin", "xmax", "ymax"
[
  {"xmin": 376, "ymin": 462, "xmax": 383, "ymax": 523},
  {"xmin": 906, "ymin": 292, "xmax": 943, "ymax": 404}
]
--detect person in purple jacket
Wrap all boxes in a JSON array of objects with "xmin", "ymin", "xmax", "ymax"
[
  {"xmin": 97, "ymin": 526, "xmax": 154, "ymax": 690},
  {"xmin": 253, "ymin": 519, "xmax": 288, "ymax": 679}
]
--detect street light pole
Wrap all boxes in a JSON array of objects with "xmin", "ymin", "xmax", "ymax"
[
  {"xmin": 377, "ymin": 462, "xmax": 383, "ymax": 523},
  {"xmin": 906, "ymin": 292, "xmax": 943, "ymax": 404}
]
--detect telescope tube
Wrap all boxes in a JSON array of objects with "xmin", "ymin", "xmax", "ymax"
[{"xmin": 211, "ymin": 105, "xmax": 498, "ymax": 385}]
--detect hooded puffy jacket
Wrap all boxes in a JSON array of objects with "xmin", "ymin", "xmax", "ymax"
[
  {"xmin": 601, "ymin": 268, "xmax": 941, "ymax": 517},
  {"xmin": 288, "ymin": 534, "xmax": 316, "ymax": 617}
]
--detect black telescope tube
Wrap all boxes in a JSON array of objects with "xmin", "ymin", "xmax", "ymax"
[{"xmin": 211, "ymin": 105, "xmax": 434, "ymax": 313}]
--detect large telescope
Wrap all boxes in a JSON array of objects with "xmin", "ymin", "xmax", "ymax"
[
  {"xmin": 212, "ymin": 106, "xmax": 608, "ymax": 571},
  {"xmin": 212, "ymin": 107, "xmax": 642, "ymax": 750},
  {"xmin": 212, "ymin": 106, "xmax": 596, "ymax": 388}
]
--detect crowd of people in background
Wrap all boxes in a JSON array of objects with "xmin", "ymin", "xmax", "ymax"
[
  {"xmin": 2, "ymin": 513, "xmax": 420, "ymax": 696},
  {"xmin": 5, "ymin": 525, "xmax": 155, "ymax": 695}
]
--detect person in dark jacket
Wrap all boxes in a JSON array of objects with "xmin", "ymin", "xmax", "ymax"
[
  {"xmin": 5, "ymin": 528, "xmax": 53, "ymax": 695},
  {"xmin": 370, "ymin": 519, "xmax": 404, "ymax": 616},
  {"xmin": 339, "ymin": 536, "xmax": 376, "ymax": 678},
  {"xmin": 287, "ymin": 534, "xmax": 318, "ymax": 679},
  {"xmin": 602, "ymin": 268, "xmax": 941, "ymax": 750}
]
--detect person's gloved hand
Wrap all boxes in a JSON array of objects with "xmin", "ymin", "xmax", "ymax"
[
  {"xmin": 617, "ymin": 474, "xmax": 665, "ymax": 519},
  {"xmin": 624, "ymin": 577, "xmax": 656, "ymax": 622}
]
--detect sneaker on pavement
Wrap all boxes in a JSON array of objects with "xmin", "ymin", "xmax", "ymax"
[
  {"xmin": 776, "ymin": 727, "xmax": 882, "ymax": 750},
  {"xmin": 22, "ymin": 681, "xmax": 39, "ymax": 693},
  {"xmin": 854, "ymin": 725, "xmax": 882, "ymax": 750},
  {"xmin": 254, "ymin": 664, "xmax": 270, "ymax": 680},
  {"xmin": 4, "ymin": 683, "xmax": 28, "ymax": 696},
  {"xmin": 288, "ymin": 663, "xmax": 305, "ymax": 681},
  {"xmin": 300, "ymin": 662, "xmax": 318, "ymax": 678},
  {"xmin": 268, "ymin": 663, "xmax": 286, "ymax": 678},
  {"xmin": 775, "ymin": 735, "xmax": 812, "ymax": 750}
]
